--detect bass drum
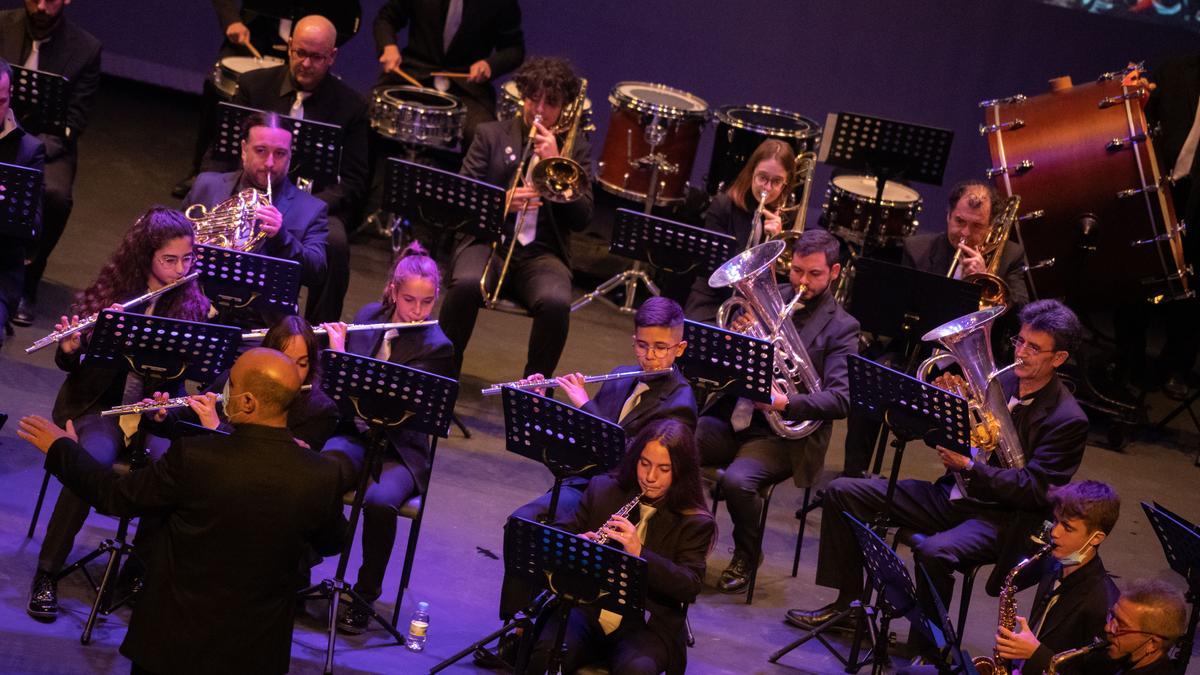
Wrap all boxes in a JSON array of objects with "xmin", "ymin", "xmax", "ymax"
[
  {"xmin": 982, "ymin": 70, "xmax": 1188, "ymax": 304},
  {"xmin": 597, "ymin": 81, "xmax": 708, "ymax": 205},
  {"xmin": 496, "ymin": 80, "xmax": 595, "ymax": 134},
  {"xmin": 369, "ymin": 86, "xmax": 465, "ymax": 148},
  {"xmin": 823, "ymin": 174, "xmax": 921, "ymax": 249},
  {"xmin": 706, "ymin": 104, "xmax": 822, "ymax": 194},
  {"xmin": 210, "ymin": 55, "xmax": 285, "ymax": 100}
]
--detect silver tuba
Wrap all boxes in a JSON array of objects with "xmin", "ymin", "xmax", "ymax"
[
  {"xmin": 712, "ymin": 240, "xmax": 822, "ymax": 439},
  {"xmin": 916, "ymin": 306, "xmax": 1025, "ymax": 468}
]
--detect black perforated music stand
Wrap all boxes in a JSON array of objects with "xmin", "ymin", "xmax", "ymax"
[
  {"xmin": 502, "ymin": 386, "xmax": 626, "ymax": 523},
  {"xmin": 194, "ymin": 244, "xmax": 301, "ymax": 325},
  {"xmin": 211, "ymin": 102, "xmax": 343, "ymax": 188},
  {"xmin": 0, "ymin": 161, "xmax": 43, "ymax": 239},
  {"xmin": 850, "ymin": 257, "xmax": 983, "ymax": 353},
  {"xmin": 505, "ymin": 516, "xmax": 649, "ymax": 675},
  {"xmin": 10, "ymin": 65, "xmax": 68, "ymax": 136},
  {"xmin": 382, "ymin": 157, "xmax": 505, "ymax": 246},
  {"xmin": 85, "ymin": 311, "xmax": 242, "ymax": 385},
  {"xmin": 1141, "ymin": 501, "xmax": 1200, "ymax": 673},
  {"xmin": 676, "ymin": 319, "xmax": 775, "ymax": 405},
  {"xmin": 302, "ymin": 349, "xmax": 458, "ymax": 674}
]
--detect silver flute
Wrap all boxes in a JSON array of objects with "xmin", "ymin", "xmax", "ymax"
[
  {"xmin": 240, "ymin": 320, "xmax": 437, "ymax": 341},
  {"xmin": 480, "ymin": 368, "xmax": 671, "ymax": 397},
  {"xmin": 100, "ymin": 384, "xmax": 313, "ymax": 416}
]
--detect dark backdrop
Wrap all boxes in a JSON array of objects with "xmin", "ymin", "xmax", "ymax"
[{"xmin": 45, "ymin": 0, "xmax": 1200, "ymax": 229}]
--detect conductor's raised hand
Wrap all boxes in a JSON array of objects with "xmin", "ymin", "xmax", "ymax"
[{"xmin": 17, "ymin": 416, "xmax": 76, "ymax": 454}]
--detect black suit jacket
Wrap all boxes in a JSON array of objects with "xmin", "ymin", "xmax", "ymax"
[
  {"xmin": 556, "ymin": 475, "xmax": 714, "ymax": 675},
  {"xmin": 229, "ymin": 65, "xmax": 369, "ymax": 219},
  {"xmin": 0, "ymin": 9, "xmax": 101, "ymax": 145},
  {"xmin": 372, "ymin": 0, "xmax": 524, "ymax": 103},
  {"xmin": 1021, "ymin": 555, "xmax": 1118, "ymax": 675},
  {"xmin": 45, "ymin": 425, "xmax": 346, "ymax": 674},
  {"xmin": 0, "ymin": 115, "xmax": 45, "ymax": 238},
  {"xmin": 580, "ymin": 365, "xmax": 697, "ymax": 438},
  {"xmin": 683, "ymin": 192, "xmax": 751, "ymax": 322},
  {"xmin": 902, "ymin": 231, "xmax": 1030, "ymax": 307},
  {"xmin": 459, "ymin": 116, "xmax": 593, "ymax": 267},
  {"xmin": 339, "ymin": 302, "xmax": 454, "ymax": 494}
]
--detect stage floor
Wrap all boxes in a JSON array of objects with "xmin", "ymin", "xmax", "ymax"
[{"xmin": 0, "ymin": 77, "xmax": 1197, "ymax": 674}]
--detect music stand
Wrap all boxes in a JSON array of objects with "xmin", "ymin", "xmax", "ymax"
[
  {"xmin": 211, "ymin": 102, "xmax": 343, "ymax": 188},
  {"xmin": 571, "ymin": 209, "xmax": 737, "ymax": 313},
  {"xmin": 381, "ymin": 157, "xmax": 505, "ymax": 252},
  {"xmin": 0, "ymin": 161, "xmax": 44, "ymax": 239},
  {"xmin": 10, "ymin": 65, "xmax": 69, "ymax": 137},
  {"xmin": 506, "ymin": 516, "xmax": 648, "ymax": 675},
  {"xmin": 194, "ymin": 244, "xmax": 301, "ymax": 327},
  {"xmin": 300, "ymin": 349, "xmax": 458, "ymax": 675},
  {"xmin": 676, "ymin": 319, "xmax": 775, "ymax": 405},
  {"xmin": 1141, "ymin": 501, "xmax": 1200, "ymax": 673}
]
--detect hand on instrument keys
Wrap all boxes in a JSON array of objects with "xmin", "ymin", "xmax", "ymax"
[
  {"xmin": 995, "ymin": 616, "xmax": 1040, "ymax": 660},
  {"xmin": 598, "ymin": 514, "xmax": 641, "ymax": 556},
  {"xmin": 932, "ymin": 372, "xmax": 968, "ymax": 397},
  {"xmin": 379, "ymin": 44, "xmax": 402, "ymax": 73},
  {"xmin": 763, "ymin": 209, "xmax": 783, "ymax": 237},
  {"xmin": 144, "ymin": 391, "xmax": 173, "ymax": 423},
  {"xmin": 520, "ymin": 373, "xmax": 549, "ymax": 397},
  {"xmin": 729, "ymin": 311, "xmax": 754, "ymax": 335},
  {"xmin": 187, "ymin": 392, "xmax": 223, "ymax": 430},
  {"xmin": 755, "ymin": 384, "xmax": 789, "ymax": 412},
  {"xmin": 957, "ymin": 242, "xmax": 986, "ymax": 277},
  {"xmin": 510, "ymin": 186, "xmax": 542, "ymax": 214},
  {"xmin": 320, "ymin": 322, "xmax": 349, "ymax": 353},
  {"xmin": 17, "ymin": 416, "xmax": 77, "ymax": 454},
  {"xmin": 936, "ymin": 446, "xmax": 972, "ymax": 472},
  {"xmin": 226, "ymin": 21, "xmax": 251, "ymax": 46},
  {"xmin": 55, "ymin": 314, "xmax": 84, "ymax": 354},
  {"xmin": 556, "ymin": 372, "xmax": 589, "ymax": 407},
  {"xmin": 531, "ymin": 119, "xmax": 560, "ymax": 159},
  {"xmin": 256, "ymin": 204, "xmax": 283, "ymax": 238},
  {"xmin": 468, "ymin": 60, "xmax": 492, "ymax": 84}
]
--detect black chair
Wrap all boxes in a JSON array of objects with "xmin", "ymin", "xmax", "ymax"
[
  {"xmin": 339, "ymin": 489, "xmax": 429, "ymax": 626},
  {"xmin": 893, "ymin": 527, "xmax": 987, "ymax": 650},
  {"xmin": 702, "ymin": 466, "xmax": 777, "ymax": 605}
]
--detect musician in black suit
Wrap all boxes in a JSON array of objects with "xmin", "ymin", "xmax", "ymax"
[
  {"xmin": 439, "ymin": 56, "xmax": 592, "ymax": 380},
  {"xmin": 992, "ymin": 480, "xmax": 1119, "ymax": 675},
  {"xmin": 18, "ymin": 348, "xmax": 346, "ymax": 675},
  {"xmin": 186, "ymin": 111, "xmax": 330, "ymax": 321},
  {"xmin": 224, "ymin": 15, "xmax": 368, "ymax": 323},
  {"xmin": 525, "ymin": 419, "xmax": 715, "ymax": 675},
  {"xmin": 319, "ymin": 242, "xmax": 455, "ymax": 634},
  {"xmin": 697, "ymin": 229, "xmax": 860, "ymax": 593},
  {"xmin": 1074, "ymin": 579, "xmax": 1189, "ymax": 675},
  {"xmin": 0, "ymin": 58, "xmax": 44, "ymax": 343},
  {"xmin": 788, "ymin": 300, "xmax": 1089, "ymax": 661},
  {"xmin": 0, "ymin": 0, "xmax": 100, "ymax": 327},
  {"xmin": 373, "ymin": 0, "xmax": 525, "ymax": 146}
]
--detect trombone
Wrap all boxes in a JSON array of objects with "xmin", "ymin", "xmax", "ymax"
[
  {"xmin": 480, "ymin": 79, "xmax": 590, "ymax": 309},
  {"xmin": 772, "ymin": 150, "xmax": 818, "ymax": 276},
  {"xmin": 946, "ymin": 195, "xmax": 1019, "ymax": 309}
]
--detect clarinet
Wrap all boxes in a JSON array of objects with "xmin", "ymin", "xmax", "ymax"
[{"xmin": 593, "ymin": 492, "xmax": 644, "ymax": 546}]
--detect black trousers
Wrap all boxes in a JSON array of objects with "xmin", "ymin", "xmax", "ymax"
[
  {"xmin": 0, "ymin": 237, "xmax": 25, "ymax": 329},
  {"xmin": 528, "ymin": 606, "xmax": 671, "ymax": 675},
  {"xmin": 498, "ymin": 482, "xmax": 587, "ymax": 620},
  {"xmin": 439, "ymin": 242, "xmax": 572, "ymax": 378},
  {"xmin": 23, "ymin": 140, "xmax": 77, "ymax": 302},
  {"xmin": 304, "ymin": 213, "xmax": 350, "ymax": 323}
]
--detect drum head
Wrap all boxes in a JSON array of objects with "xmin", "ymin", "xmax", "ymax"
[
  {"xmin": 715, "ymin": 104, "xmax": 819, "ymax": 140},
  {"xmin": 833, "ymin": 174, "xmax": 920, "ymax": 203},
  {"xmin": 219, "ymin": 55, "xmax": 283, "ymax": 75},
  {"xmin": 612, "ymin": 81, "xmax": 708, "ymax": 118},
  {"xmin": 381, "ymin": 86, "xmax": 460, "ymax": 110}
]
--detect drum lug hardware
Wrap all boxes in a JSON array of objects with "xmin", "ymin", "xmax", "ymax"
[
  {"xmin": 621, "ymin": 172, "xmax": 630, "ymax": 188},
  {"xmin": 1018, "ymin": 209, "xmax": 1045, "ymax": 222},
  {"xmin": 978, "ymin": 94, "xmax": 1027, "ymax": 108},
  {"xmin": 1097, "ymin": 62, "xmax": 1144, "ymax": 82},
  {"xmin": 979, "ymin": 119, "xmax": 1024, "ymax": 135},
  {"xmin": 1106, "ymin": 133, "xmax": 1147, "ymax": 151},
  {"xmin": 1131, "ymin": 224, "xmax": 1186, "ymax": 247},
  {"xmin": 986, "ymin": 160, "xmax": 1033, "ymax": 178},
  {"xmin": 1098, "ymin": 89, "xmax": 1146, "ymax": 109},
  {"xmin": 1116, "ymin": 183, "xmax": 1161, "ymax": 199},
  {"xmin": 1022, "ymin": 257, "xmax": 1056, "ymax": 273}
]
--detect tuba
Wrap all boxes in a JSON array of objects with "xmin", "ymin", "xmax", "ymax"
[
  {"xmin": 916, "ymin": 306, "xmax": 1025, "ymax": 468},
  {"xmin": 712, "ymin": 240, "xmax": 822, "ymax": 439},
  {"xmin": 185, "ymin": 186, "xmax": 271, "ymax": 252}
]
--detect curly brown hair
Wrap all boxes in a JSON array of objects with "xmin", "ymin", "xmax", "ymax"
[
  {"xmin": 513, "ymin": 56, "xmax": 581, "ymax": 107},
  {"xmin": 74, "ymin": 206, "xmax": 210, "ymax": 322}
]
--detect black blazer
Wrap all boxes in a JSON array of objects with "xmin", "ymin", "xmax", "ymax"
[
  {"xmin": 459, "ymin": 116, "xmax": 593, "ymax": 267},
  {"xmin": 1022, "ymin": 555, "xmax": 1118, "ymax": 675},
  {"xmin": 902, "ymin": 231, "xmax": 1030, "ymax": 307},
  {"xmin": 683, "ymin": 192, "xmax": 752, "ymax": 323},
  {"xmin": 228, "ymin": 65, "xmax": 369, "ymax": 219},
  {"xmin": 580, "ymin": 365, "xmax": 697, "ymax": 438},
  {"xmin": 0, "ymin": 9, "xmax": 101, "ymax": 145},
  {"xmin": 556, "ymin": 475, "xmax": 714, "ymax": 675},
  {"xmin": 339, "ymin": 302, "xmax": 455, "ymax": 494},
  {"xmin": 0, "ymin": 116, "xmax": 45, "ymax": 238},
  {"xmin": 372, "ymin": 0, "xmax": 525, "ymax": 102},
  {"xmin": 44, "ymin": 425, "xmax": 346, "ymax": 675}
]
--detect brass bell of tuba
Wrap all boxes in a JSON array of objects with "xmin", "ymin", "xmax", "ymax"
[{"xmin": 185, "ymin": 186, "xmax": 271, "ymax": 252}]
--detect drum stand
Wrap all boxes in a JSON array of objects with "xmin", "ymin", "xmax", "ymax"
[{"xmin": 572, "ymin": 123, "xmax": 677, "ymax": 313}]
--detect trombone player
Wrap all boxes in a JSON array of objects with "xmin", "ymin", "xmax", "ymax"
[{"xmin": 438, "ymin": 56, "xmax": 593, "ymax": 379}]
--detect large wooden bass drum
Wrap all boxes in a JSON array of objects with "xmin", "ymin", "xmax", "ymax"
[{"xmin": 981, "ymin": 67, "xmax": 1190, "ymax": 305}]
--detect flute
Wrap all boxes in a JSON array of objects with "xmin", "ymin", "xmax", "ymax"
[
  {"xmin": 26, "ymin": 272, "xmax": 202, "ymax": 354},
  {"xmin": 240, "ymin": 320, "xmax": 437, "ymax": 341},
  {"xmin": 100, "ymin": 384, "xmax": 314, "ymax": 416},
  {"xmin": 481, "ymin": 368, "xmax": 671, "ymax": 397}
]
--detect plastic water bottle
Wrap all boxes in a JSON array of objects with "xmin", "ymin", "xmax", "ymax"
[{"xmin": 406, "ymin": 601, "xmax": 430, "ymax": 651}]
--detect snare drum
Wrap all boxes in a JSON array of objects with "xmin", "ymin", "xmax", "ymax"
[
  {"xmin": 369, "ymin": 86, "xmax": 465, "ymax": 148},
  {"xmin": 497, "ymin": 80, "xmax": 594, "ymax": 133},
  {"xmin": 210, "ymin": 56, "xmax": 284, "ymax": 100},
  {"xmin": 597, "ymin": 81, "xmax": 709, "ymax": 204},
  {"xmin": 823, "ymin": 174, "xmax": 922, "ymax": 248},
  {"xmin": 707, "ymin": 104, "xmax": 822, "ymax": 194}
]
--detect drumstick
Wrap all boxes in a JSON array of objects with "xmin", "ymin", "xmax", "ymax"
[
  {"xmin": 244, "ymin": 41, "xmax": 263, "ymax": 61},
  {"xmin": 390, "ymin": 67, "xmax": 423, "ymax": 88},
  {"xmin": 430, "ymin": 71, "xmax": 471, "ymax": 79}
]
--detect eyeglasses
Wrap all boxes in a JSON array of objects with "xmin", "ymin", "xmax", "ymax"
[
  {"xmin": 1105, "ymin": 611, "xmax": 1165, "ymax": 641},
  {"xmin": 632, "ymin": 337, "xmax": 682, "ymax": 358},
  {"xmin": 290, "ymin": 47, "xmax": 332, "ymax": 65},
  {"xmin": 156, "ymin": 254, "xmax": 195, "ymax": 269},
  {"xmin": 1010, "ymin": 335, "xmax": 1054, "ymax": 356},
  {"xmin": 753, "ymin": 172, "xmax": 787, "ymax": 189}
]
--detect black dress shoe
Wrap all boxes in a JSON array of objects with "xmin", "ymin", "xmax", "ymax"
[
  {"xmin": 718, "ymin": 550, "xmax": 751, "ymax": 594},
  {"xmin": 472, "ymin": 631, "xmax": 519, "ymax": 670},
  {"xmin": 27, "ymin": 570, "xmax": 59, "ymax": 621},
  {"xmin": 337, "ymin": 602, "xmax": 371, "ymax": 634},
  {"xmin": 12, "ymin": 298, "xmax": 34, "ymax": 327},
  {"xmin": 1164, "ymin": 374, "xmax": 1191, "ymax": 401},
  {"xmin": 785, "ymin": 602, "xmax": 856, "ymax": 631}
]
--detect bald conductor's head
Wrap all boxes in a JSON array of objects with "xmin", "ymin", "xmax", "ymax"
[{"xmin": 226, "ymin": 348, "xmax": 302, "ymax": 426}]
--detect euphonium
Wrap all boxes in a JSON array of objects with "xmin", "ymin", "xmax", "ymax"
[
  {"xmin": 593, "ymin": 491, "xmax": 643, "ymax": 546},
  {"xmin": 185, "ymin": 186, "xmax": 271, "ymax": 251},
  {"xmin": 711, "ymin": 240, "xmax": 822, "ymax": 439},
  {"xmin": 974, "ymin": 522, "xmax": 1054, "ymax": 675},
  {"xmin": 917, "ymin": 306, "xmax": 1025, "ymax": 468}
]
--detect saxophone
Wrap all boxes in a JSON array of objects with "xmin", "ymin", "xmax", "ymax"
[
  {"xmin": 1046, "ymin": 638, "xmax": 1109, "ymax": 675},
  {"xmin": 974, "ymin": 523, "xmax": 1055, "ymax": 675}
]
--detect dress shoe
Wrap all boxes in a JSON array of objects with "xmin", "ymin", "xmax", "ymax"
[
  {"xmin": 717, "ymin": 550, "xmax": 753, "ymax": 594},
  {"xmin": 12, "ymin": 297, "xmax": 34, "ymax": 327},
  {"xmin": 473, "ymin": 631, "xmax": 519, "ymax": 670},
  {"xmin": 785, "ymin": 602, "xmax": 857, "ymax": 632},
  {"xmin": 171, "ymin": 175, "xmax": 195, "ymax": 200},
  {"xmin": 1164, "ymin": 374, "xmax": 1191, "ymax": 401},
  {"xmin": 337, "ymin": 602, "xmax": 371, "ymax": 634},
  {"xmin": 27, "ymin": 570, "xmax": 59, "ymax": 621}
]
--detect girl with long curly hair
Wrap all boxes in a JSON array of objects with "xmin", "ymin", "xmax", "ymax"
[{"xmin": 27, "ymin": 207, "xmax": 210, "ymax": 623}]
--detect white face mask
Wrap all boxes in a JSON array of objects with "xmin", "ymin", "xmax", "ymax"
[
  {"xmin": 221, "ymin": 378, "xmax": 242, "ymax": 421},
  {"xmin": 1056, "ymin": 530, "xmax": 1100, "ymax": 567}
]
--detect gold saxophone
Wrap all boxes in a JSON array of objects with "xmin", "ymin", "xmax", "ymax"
[
  {"xmin": 975, "ymin": 523, "xmax": 1054, "ymax": 675},
  {"xmin": 1045, "ymin": 637, "xmax": 1109, "ymax": 674}
]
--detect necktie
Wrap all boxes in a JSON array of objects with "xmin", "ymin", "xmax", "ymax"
[
  {"xmin": 443, "ymin": 0, "xmax": 463, "ymax": 52},
  {"xmin": 23, "ymin": 39, "xmax": 43, "ymax": 71},
  {"xmin": 375, "ymin": 328, "xmax": 400, "ymax": 362},
  {"xmin": 598, "ymin": 503, "xmax": 656, "ymax": 634},
  {"xmin": 1034, "ymin": 578, "xmax": 1063, "ymax": 637},
  {"xmin": 515, "ymin": 155, "xmax": 540, "ymax": 245},
  {"xmin": 1173, "ymin": 96, "xmax": 1200, "ymax": 181},
  {"xmin": 731, "ymin": 397, "xmax": 755, "ymax": 432},
  {"xmin": 290, "ymin": 91, "xmax": 309, "ymax": 120},
  {"xmin": 618, "ymin": 382, "xmax": 650, "ymax": 424}
]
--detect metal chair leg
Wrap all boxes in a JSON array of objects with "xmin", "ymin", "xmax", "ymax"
[
  {"xmin": 746, "ymin": 484, "xmax": 776, "ymax": 605},
  {"xmin": 27, "ymin": 470, "xmax": 52, "ymax": 539},
  {"xmin": 392, "ymin": 498, "xmax": 428, "ymax": 627},
  {"xmin": 792, "ymin": 487, "xmax": 814, "ymax": 577}
]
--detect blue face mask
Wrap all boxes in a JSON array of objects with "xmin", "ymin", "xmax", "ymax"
[{"xmin": 1056, "ymin": 531, "xmax": 1099, "ymax": 567}]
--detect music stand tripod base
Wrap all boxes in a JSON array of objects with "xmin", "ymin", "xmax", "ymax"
[{"xmin": 570, "ymin": 262, "xmax": 659, "ymax": 313}]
